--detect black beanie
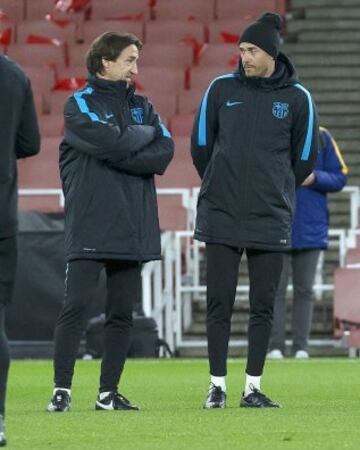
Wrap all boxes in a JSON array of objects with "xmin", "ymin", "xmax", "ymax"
[{"xmin": 239, "ymin": 12, "xmax": 282, "ymax": 58}]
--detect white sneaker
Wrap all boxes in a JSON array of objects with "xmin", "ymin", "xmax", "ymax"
[
  {"xmin": 295, "ymin": 350, "xmax": 309, "ymax": 359},
  {"xmin": 267, "ymin": 349, "xmax": 284, "ymax": 360}
]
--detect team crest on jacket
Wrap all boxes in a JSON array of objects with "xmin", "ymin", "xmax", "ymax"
[
  {"xmin": 272, "ymin": 102, "xmax": 289, "ymax": 119},
  {"xmin": 130, "ymin": 107, "xmax": 144, "ymax": 124}
]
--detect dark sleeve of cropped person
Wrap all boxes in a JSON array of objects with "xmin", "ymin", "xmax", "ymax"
[
  {"xmin": 310, "ymin": 127, "xmax": 348, "ymax": 192},
  {"xmin": 190, "ymin": 80, "xmax": 219, "ymax": 179},
  {"xmin": 291, "ymin": 87, "xmax": 319, "ymax": 186},
  {"xmin": 15, "ymin": 77, "xmax": 41, "ymax": 159},
  {"xmin": 111, "ymin": 100, "xmax": 174, "ymax": 176}
]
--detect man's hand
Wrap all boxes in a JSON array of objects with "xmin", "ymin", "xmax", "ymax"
[{"xmin": 301, "ymin": 172, "xmax": 315, "ymax": 186}]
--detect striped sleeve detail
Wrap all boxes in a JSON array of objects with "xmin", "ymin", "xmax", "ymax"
[
  {"xmin": 320, "ymin": 126, "xmax": 349, "ymax": 175},
  {"xmin": 198, "ymin": 73, "xmax": 235, "ymax": 146},
  {"xmin": 294, "ymin": 83, "xmax": 314, "ymax": 161},
  {"xmin": 73, "ymin": 87, "xmax": 107, "ymax": 124}
]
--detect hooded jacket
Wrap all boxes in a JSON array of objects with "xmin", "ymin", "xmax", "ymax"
[
  {"xmin": 60, "ymin": 76, "xmax": 174, "ymax": 261},
  {"xmin": 0, "ymin": 56, "xmax": 40, "ymax": 238},
  {"xmin": 292, "ymin": 127, "xmax": 348, "ymax": 249},
  {"xmin": 191, "ymin": 53, "xmax": 319, "ymax": 251}
]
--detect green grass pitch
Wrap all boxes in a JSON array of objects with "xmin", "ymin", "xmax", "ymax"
[{"xmin": 5, "ymin": 358, "xmax": 360, "ymax": 449}]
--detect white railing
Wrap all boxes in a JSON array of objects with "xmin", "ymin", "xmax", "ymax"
[
  {"xmin": 141, "ymin": 232, "xmax": 176, "ymax": 355},
  {"xmin": 18, "ymin": 188, "xmax": 64, "ymax": 207}
]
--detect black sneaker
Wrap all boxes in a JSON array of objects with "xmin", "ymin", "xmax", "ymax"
[
  {"xmin": 203, "ymin": 383, "xmax": 226, "ymax": 409},
  {"xmin": 95, "ymin": 392, "xmax": 140, "ymax": 411},
  {"xmin": 47, "ymin": 389, "xmax": 71, "ymax": 412},
  {"xmin": 240, "ymin": 387, "xmax": 281, "ymax": 408},
  {"xmin": 0, "ymin": 415, "xmax": 6, "ymax": 447}
]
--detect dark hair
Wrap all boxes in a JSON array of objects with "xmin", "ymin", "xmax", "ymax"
[{"xmin": 86, "ymin": 31, "xmax": 143, "ymax": 76}]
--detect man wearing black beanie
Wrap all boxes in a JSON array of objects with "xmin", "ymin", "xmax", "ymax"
[{"xmin": 191, "ymin": 12, "xmax": 319, "ymax": 408}]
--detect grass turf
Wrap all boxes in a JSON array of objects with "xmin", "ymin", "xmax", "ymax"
[{"xmin": 5, "ymin": 358, "xmax": 360, "ymax": 449}]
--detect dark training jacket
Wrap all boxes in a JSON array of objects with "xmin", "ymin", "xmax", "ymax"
[
  {"xmin": 0, "ymin": 56, "xmax": 40, "ymax": 238},
  {"xmin": 60, "ymin": 76, "xmax": 174, "ymax": 261},
  {"xmin": 191, "ymin": 53, "xmax": 319, "ymax": 251}
]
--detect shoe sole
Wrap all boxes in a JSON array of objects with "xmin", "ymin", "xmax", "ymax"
[{"xmin": 47, "ymin": 405, "xmax": 70, "ymax": 413}]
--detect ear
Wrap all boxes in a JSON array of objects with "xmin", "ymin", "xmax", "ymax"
[{"xmin": 102, "ymin": 58, "xmax": 111, "ymax": 69}]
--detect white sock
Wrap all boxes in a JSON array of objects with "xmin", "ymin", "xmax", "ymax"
[
  {"xmin": 54, "ymin": 387, "xmax": 71, "ymax": 396},
  {"xmin": 244, "ymin": 374, "xmax": 261, "ymax": 396},
  {"xmin": 99, "ymin": 391, "xmax": 111, "ymax": 401},
  {"xmin": 210, "ymin": 375, "xmax": 226, "ymax": 392}
]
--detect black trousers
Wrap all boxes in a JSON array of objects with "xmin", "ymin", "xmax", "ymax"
[
  {"xmin": 206, "ymin": 244, "xmax": 284, "ymax": 377},
  {"xmin": 53, "ymin": 259, "xmax": 141, "ymax": 392},
  {"xmin": 0, "ymin": 236, "xmax": 17, "ymax": 417}
]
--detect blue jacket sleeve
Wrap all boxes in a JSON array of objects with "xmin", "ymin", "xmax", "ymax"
[
  {"xmin": 64, "ymin": 96, "xmax": 156, "ymax": 164},
  {"xmin": 190, "ymin": 79, "xmax": 219, "ymax": 179},
  {"xmin": 311, "ymin": 128, "xmax": 348, "ymax": 193},
  {"xmin": 113, "ymin": 100, "xmax": 174, "ymax": 176},
  {"xmin": 291, "ymin": 84, "xmax": 319, "ymax": 187}
]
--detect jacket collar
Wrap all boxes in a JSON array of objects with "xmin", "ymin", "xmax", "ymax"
[
  {"xmin": 86, "ymin": 75, "xmax": 136, "ymax": 100},
  {"xmin": 235, "ymin": 52, "xmax": 298, "ymax": 91}
]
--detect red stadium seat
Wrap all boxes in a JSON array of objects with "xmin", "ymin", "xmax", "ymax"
[
  {"xmin": 177, "ymin": 90, "xmax": 203, "ymax": 115},
  {"xmin": 91, "ymin": 0, "xmax": 151, "ymax": 20},
  {"xmin": 39, "ymin": 114, "xmax": 64, "ymax": 137},
  {"xmin": 145, "ymin": 20, "xmax": 205, "ymax": 44},
  {"xmin": 170, "ymin": 114, "xmax": 195, "ymax": 137},
  {"xmin": 139, "ymin": 90, "xmax": 178, "ymax": 119},
  {"xmin": 208, "ymin": 19, "xmax": 251, "ymax": 44},
  {"xmin": 216, "ymin": 0, "xmax": 278, "ymax": 20},
  {"xmin": 82, "ymin": 20, "xmax": 144, "ymax": 43},
  {"xmin": 49, "ymin": 90, "xmax": 74, "ymax": 115},
  {"xmin": 139, "ymin": 44, "xmax": 194, "ymax": 68},
  {"xmin": 189, "ymin": 65, "xmax": 233, "ymax": 91},
  {"xmin": 18, "ymin": 137, "xmax": 62, "ymax": 189},
  {"xmin": 198, "ymin": 44, "xmax": 240, "ymax": 67},
  {"xmin": 154, "ymin": 0, "xmax": 215, "ymax": 21},
  {"xmin": 0, "ymin": 0, "xmax": 25, "ymax": 21},
  {"xmin": 6, "ymin": 43, "xmax": 67, "ymax": 69},
  {"xmin": 334, "ymin": 268, "xmax": 360, "ymax": 344},
  {"xmin": 135, "ymin": 67, "xmax": 184, "ymax": 93},
  {"xmin": 0, "ymin": 22, "xmax": 15, "ymax": 46},
  {"xmin": 16, "ymin": 20, "xmax": 77, "ymax": 44}
]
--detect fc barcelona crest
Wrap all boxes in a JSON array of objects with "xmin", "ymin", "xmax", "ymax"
[
  {"xmin": 272, "ymin": 102, "xmax": 289, "ymax": 119},
  {"xmin": 130, "ymin": 107, "xmax": 144, "ymax": 124}
]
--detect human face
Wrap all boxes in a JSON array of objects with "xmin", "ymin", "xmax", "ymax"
[
  {"xmin": 239, "ymin": 42, "xmax": 275, "ymax": 78},
  {"xmin": 99, "ymin": 44, "xmax": 139, "ymax": 85}
]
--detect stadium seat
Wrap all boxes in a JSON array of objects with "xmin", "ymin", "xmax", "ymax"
[
  {"xmin": 189, "ymin": 65, "xmax": 233, "ymax": 91},
  {"xmin": 6, "ymin": 43, "xmax": 67, "ymax": 69},
  {"xmin": 198, "ymin": 44, "xmax": 240, "ymax": 67},
  {"xmin": 49, "ymin": 91, "xmax": 74, "ymax": 115},
  {"xmin": 0, "ymin": 0, "xmax": 25, "ymax": 21},
  {"xmin": 0, "ymin": 22, "xmax": 15, "ymax": 46},
  {"xmin": 145, "ymin": 20, "xmax": 205, "ymax": 44},
  {"xmin": 170, "ymin": 114, "xmax": 195, "ymax": 137},
  {"xmin": 139, "ymin": 90, "xmax": 178, "ymax": 119},
  {"xmin": 135, "ymin": 67, "xmax": 185, "ymax": 93},
  {"xmin": 208, "ymin": 19, "xmax": 251, "ymax": 43},
  {"xmin": 82, "ymin": 20, "xmax": 144, "ymax": 43},
  {"xmin": 18, "ymin": 137, "xmax": 62, "ymax": 189},
  {"xmin": 39, "ymin": 114, "xmax": 64, "ymax": 137},
  {"xmin": 91, "ymin": 0, "xmax": 151, "ymax": 20},
  {"xmin": 334, "ymin": 268, "xmax": 360, "ymax": 346},
  {"xmin": 139, "ymin": 44, "xmax": 194, "ymax": 68},
  {"xmin": 16, "ymin": 20, "xmax": 77, "ymax": 44},
  {"xmin": 154, "ymin": 0, "xmax": 215, "ymax": 21},
  {"xmin": 177, "ymin": 90, "xmax": 203, "ymax": 115},
  {"xmin": 216, "ymin": 0, "xmax": 278, "ymax": 20},
  {"xmin": 345, "ymin": 248, "xmax": 360, "ymax": 266},
  {"xmin": 26, "ymin": 0, "xmax": 62, "ymax": 20}
]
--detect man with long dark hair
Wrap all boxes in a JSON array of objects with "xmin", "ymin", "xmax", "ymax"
[{"xmin": 47, "ymin": 32, "xmax": 174, "ymax": 413}]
